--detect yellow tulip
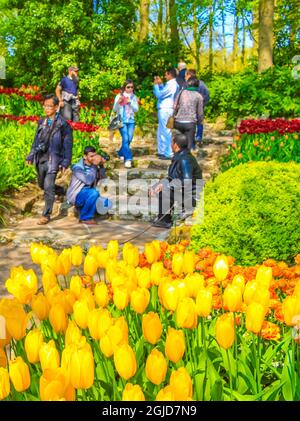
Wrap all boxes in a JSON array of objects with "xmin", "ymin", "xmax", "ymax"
[
  {"xmin": 40, "ymin": 368, "xmax": 75, "ymax": 401},
  {"xmin": 156, "ymin": 385, "xmax": 176, "ymax": 401},
  {"xmin": 216, "ymin": 313, "xmax": 235, "ymax": 349},
  {"xmin": 122, "ymin": 383, "xmax": 145, "ymax": 401},
  {"xmin": 107, "ymin": 240, "xmax": 119, "ymax": 259},
  {"xmin": 42, "ymin": 251, "xmax": 59, "ymax": 275},
  {"xmin": 31, "ymin": 292, "xmax": 50, "ymax": 320},
  {"xmin": 113, "ymin": 286, "xmax": 129, "ymax": 310},
  {"xmin": 6, "ymin": 267, "xmax": 38, "ymax": 304},
  {"xmin": 176, "ymin": 297, "xmax": 197, "ymax": 329},
  {"xmin": 88, "ymin": 309, "xmax": 107, "ymax": 340},
  {"xmin": 100, "ymin": 334, "xmax": 114, "ymax": 358},
  {"xmin": 84, "ymin": 254, "xmax": 98, "ymax": 277},
  {"xmin": 246, "ymin": 302, "xmax": 266, "ymax": 333},
  {"xmin": 172, "ymin": 253, "xmax": 184, "ymax": 276},
  {"xmin": 65, "ymin": 320, "xmax": 83, "ymax": 346},
  {"xmin": 165, "ymin": 327, "xmax": 185, "ymax": 363},
  {"xmin": 0, "ymin": 349, "xmax": 7, "ymax": 368},
  {"xmin": 184, "ymin": 273, "xmax": 205, "ymax": 298},
  {"xmin": 0, "ymin": 368, "xmax": 10, "ymax": 400},
  {"xmin": 174, "ymin": 280, "xmax": 188, "ymax": 301},
  {"xmin": 39, "ymin": 340, "xmax": 60, "ymax": 371},
  {"xmin": 137, "ymin": 267, "xmax": 151, "ymax": 289},
  {"xmin": 78, "ymin": 288, "xmax": 95, "ymax": 310},
  {"xmin": 169, "ymin": 367, "xmax": 193, "ymax": 400},
  {"xmin": 24, "ymin": 329, "xmax": 44, "ymax": 364},
  {"xmin": 150, "ymin": 262, "xmax": 165, "ymax": 286},
  {"xmin": 243, "ymin": 280, "xmax": 258, "ymax": 305},
  {"xmin": 107, "ymin": 316, "xmax": 128, "ymax": 351},
  {"xmin": 71, "ymin": 245, "xmax": 83, "ymax": 267},
  {"xmin": 256, "ymin": 266, "xmax": 272, "ymax": 289},
  {"xmin": 49, "ymin": 303, "xmax": 68, "ymax": 333},
  {"xmin": 142, "ymin": 312, "xmax": 162, "ymax": 345},
  {"xmin": 232, "ymin": 274, "xmax": 245, "ymax": 292},
  {"xmin": 282, "ymin": 295, "xmax": 300, "ymax": 326},
  {"xmin": 161, "ymin": 282, "xmax": 179, "ymax": 311},
  {"xmin": 125, "ymin": 245, "xmax": 140, "ymax": 267},
  {"xmin": 131, "ymin": 287, "xmax": 150, "ymax": 314},
  {"xmin": 69, "ymin": 344, "xmax": 94, "ymax": 389},
  {"xmin": 145, "ymin": 243, "xmax": 157, "ymax": 264},
  {"xmin": 97, "ymin": 250, "xmax": 109, "ymax": 269},
  {"xmin": 1, "ymin": 302, "xmax": 30, "ymax": 340},
  {"xmin": 41, "ymin": 267, "xmax": 58, "ymax": 294},
  {"xmin": 251, "ymin": 287, "xmax": 270, "ymax": 309},
  {"xmin": 94, "ymin": 282, "xmax": 109, "ymax": 308},
  {"xmin": 195, "ymin": 289, "xmax": 212, "ymax": 317},
  {"xmin": 182, "ymin": 251, "xmax": 195, "ymax": 274},
  {"xmin": 62, "ymin": 289, "xmax": 76, "ymax": 314},
  {"xmin": 114, "ymin": 343, "xmax": 137, "ymax": 380},
  {"xmin": 213, "ymin": 255, "xmax": 229, "ymax": 282},
  {"xmin": 30, "ymin": 242, "xmax": 45, "ymax": 264},
  {"xmin": 73, "ymin": 300, "xmax": 90, "ymax": 329},
  {"xmin": 223, "ymin": 285, "xmax": 242, "ymax": 312},
  {"xmin": 56, "ymin": 249, "xmax": 72, "ymax": 276},
  {"xmin": 145, "ymin": 349, "xmax": 167, "ymax": 385},
  {"xmin": 69, "ymin": 276, "xmax": 82, "ymax": 299},
  {"xmin": 9, "ymin": 357, "xmax": 30, "ymax": 392}
]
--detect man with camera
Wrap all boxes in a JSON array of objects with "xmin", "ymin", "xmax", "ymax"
[
  {"xmin": 56, "ymin": 66, "xmax": 80, "ymax": 122},
  {"xmin": 26, "ymin": 94, "xmax": 73, "ymax": 225},
  {"xmin": 66, "ymin": 146, "xmax": 111, "ymax": 225}
]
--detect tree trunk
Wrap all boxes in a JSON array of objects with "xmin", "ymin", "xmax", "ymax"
[
  {"xmin": 221, "ymin": 2, "xmax": 227, "ymax": 67},
  {"xmin": 208, "ymin": 4, "xmax": 213, "ymax": 74},
  {"xmin": 232, "ymin": 15, "xmax": 239, "ymax": 71},
  {"xmin": 139, "ymin": 0, "xmax": 150, "ymax": 41},
  {"xmin": 241, "ymin": 14, "xmax": 246, "ymax": 64},
  {"xmin": 157, "ymin": 0, "xmax": 163, "ymax": 41},
  {"xmin": 258, "ymin": 0, "xmax": 274, "ymax": 72},
  {"xmin": 169, "ymin": 0, "xmax": 180, "ymax": 52},
  {"xmin": 193, "ymin": 4, "xmax": 200, "ymax": 72}
]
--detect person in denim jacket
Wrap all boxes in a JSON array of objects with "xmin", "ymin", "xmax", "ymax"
[
  {"xmin": 26, "ymin": 94, "xmax": 73, "ymax": 225},
  {"xmin": 113, "ymin": 79, "xmax": 139, "ymax": 169}
]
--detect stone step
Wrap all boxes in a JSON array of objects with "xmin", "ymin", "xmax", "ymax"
[{"xmin": 108, "ymin": 168, "xmax": 166, "ymax": 181}]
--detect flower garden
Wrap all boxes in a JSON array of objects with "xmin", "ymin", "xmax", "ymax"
[
  {"xmin": 0, "ymin": 240, "xmax": 300, "ymax": 401},
  {"xmin": 0, "ymin": 85, "xmax": 300, "ymax": 402}
]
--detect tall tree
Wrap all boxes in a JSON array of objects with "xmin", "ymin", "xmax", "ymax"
[
  {"xmin": 169, "ymin": 0, "xmax": 180, "ymax": 57},
  {"xmin": 139, "ymin": 0, "xmax": 150, "ymax": 41},
  {"xmin": 258, "ymin": 0, "xmax": 274, "ymax": 72}
]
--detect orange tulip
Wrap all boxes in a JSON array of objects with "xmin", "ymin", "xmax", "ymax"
[
  {"xmin": 145, "ymin": 349, "xmax": 167, "ymax": 385},
  {"xmin": 216, "ymin": 313, "xmax": 235, "ymax": 349},
  {"xmin": 142, "ymin": 312, "xmax": 162, "ymax": 345},
  {"xmin": 165, "ymin": 327, "xmax": 185, "ymax": 363},
  {"xmin": 0, "ymin": 349, "xmax": 7, "ymax": 368}
]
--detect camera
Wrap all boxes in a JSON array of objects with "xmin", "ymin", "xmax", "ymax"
[
  {"xmin": 98, "ymin": 150, "xmax": 110, "ymax": 162},
  {"xmin": 34, "ymin": 141, "xmax": 48, "ymax": 154}
]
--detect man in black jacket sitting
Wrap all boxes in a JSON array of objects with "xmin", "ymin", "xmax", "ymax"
[{"xmin": 149, "ymin": 130, "xmax": 203, "ymax": 229}]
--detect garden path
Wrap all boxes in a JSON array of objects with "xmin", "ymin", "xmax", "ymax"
[{"xmin": 0, "ymin": 124, "xmax": 233, "ymax": 296}]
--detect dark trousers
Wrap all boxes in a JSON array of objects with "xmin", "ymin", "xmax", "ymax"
[
  {"xmin": 174, "ymin": 122, "xmax": 196, "ymax": 150},
  {"xmin": 158, "ymin": 182, "xmax": 197, "ymax": 222},
  {"xmin": 37, "ymin": 161, "xmax": 65, "ymax": 217},
  {"xmin": 60, "ymin": 100, "xmax": 80, "ymax": 122}
]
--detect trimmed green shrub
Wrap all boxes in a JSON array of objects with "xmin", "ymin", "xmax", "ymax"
[{"xmin": 191, "ymin": 161, "xmax": 300, "ymax": 266}]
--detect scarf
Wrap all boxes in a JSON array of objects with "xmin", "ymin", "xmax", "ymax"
[{"xmin": 123, "ymin": 92, "xmax": 133, "ymax": 120}]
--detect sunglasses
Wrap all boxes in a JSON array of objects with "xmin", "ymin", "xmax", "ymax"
[{"xmin": 126, "ymin": 85, "xmax": 134, "ymax": 89}]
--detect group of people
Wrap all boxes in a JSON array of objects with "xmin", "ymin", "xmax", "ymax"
[{"xmin": 26, "ymin": 62, "xmax": 206, "ymax": 228}]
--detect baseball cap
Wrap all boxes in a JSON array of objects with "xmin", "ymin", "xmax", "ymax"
[{"xmin": 69, "ymin": 66, "xmax": 79, "ymax": 72}]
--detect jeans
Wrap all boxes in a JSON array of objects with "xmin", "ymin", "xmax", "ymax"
[
  {"xmin": 157, "ymin": 108, "xmax": 173, "ymax": 158},
  {"xmin": 60, "ymin": 100, "xmax": 80, "ymax": 122},
  {"xmin": 196, "ymin": 123, "xmax": 203, "ymax": 141},
  {"xmin": 118, "ymin": 123, "xmax": 135, "ymax": 161},
  {"xmin": 174, "ymin": 121, "xmax": 196, "ymax": 150},
  {"xmin": 37, "ymin": 161, "xmax": 64, "ymax": 217},
  {"xmin": 75, "ymin": 187, "xmax": 99, "ymax": 221}
]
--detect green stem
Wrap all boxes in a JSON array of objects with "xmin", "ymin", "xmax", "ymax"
[
  {"xmin": 201, "ymin": 317, "xmax": 208, "ymax": 401},
  {"xmin": 255, "ymin": 334, "xmax": 262, "ymax": 395},
  {"xmin": 233, "ymin": 312, "xmax": 238, "ymax": 389},
  {"xmin": 226, "ymin": 349, "xmax": 233, "ymax": 400}
]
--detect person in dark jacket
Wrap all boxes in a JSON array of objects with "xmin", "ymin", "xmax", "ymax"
[
  {"xmin": 56, "ymin": 66, "xmax": 80, "ymax": 122},
  {"xmin": 149, "ymin": 130, "xmax": 202, "ymax": 229},
  {"xmin": 66, "ymin": 146, "xmax": 111, "ymax": 225},
  {"xmin": 26, "ymin": 94, "xmax": 73, "ymax": 225}
]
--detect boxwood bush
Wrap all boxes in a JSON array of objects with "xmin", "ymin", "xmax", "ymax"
[{"xmin": 191, "ymin": 161, "xmax": 300, "ymax": 266}]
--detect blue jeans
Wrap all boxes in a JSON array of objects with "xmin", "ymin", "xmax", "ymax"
[
  {"xmin": 75, "ymin": 187, "xmax": 99, "ymax": 221},
  {"xmin": 196, "ymin": 123, "xmax": 203, "ymax": 141},
  {"xmin": 118, "ymin": 123, "xmax": 135, "ymax": 161}
]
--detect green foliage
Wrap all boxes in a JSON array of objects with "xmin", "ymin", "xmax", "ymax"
[
  {"xmin": 221, "ymin": 132, "xmax": 300, "ymax": 170},
  {"xmin": 205, "ymin": 66, "xmax": 300, "ymax": 127},
  {"xmin": 191, "ymin": 161, "xmax": 300, "ymax": 265}
]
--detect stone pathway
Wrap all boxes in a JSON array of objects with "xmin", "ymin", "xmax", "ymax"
[{"xmin": 0, "ymin": 123, "xmax": 233, "ymax": 296}]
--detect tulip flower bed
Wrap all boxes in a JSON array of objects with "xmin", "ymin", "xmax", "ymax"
[
  {"xmin": 221, "ymin": 118, "xmax": 300, "ymax": 170},
  {"xmin": 0, "ymin": 240, "xmax": 300, "ymax": 401}
]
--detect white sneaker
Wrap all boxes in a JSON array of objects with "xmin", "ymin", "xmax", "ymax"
[
  {"xmin": 119, "ymin": 156, "xmax": 124, "ymax": 162},
  {"xmin": 124, "ymin": 160, "xmax": 132, "ymax": 168}
]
